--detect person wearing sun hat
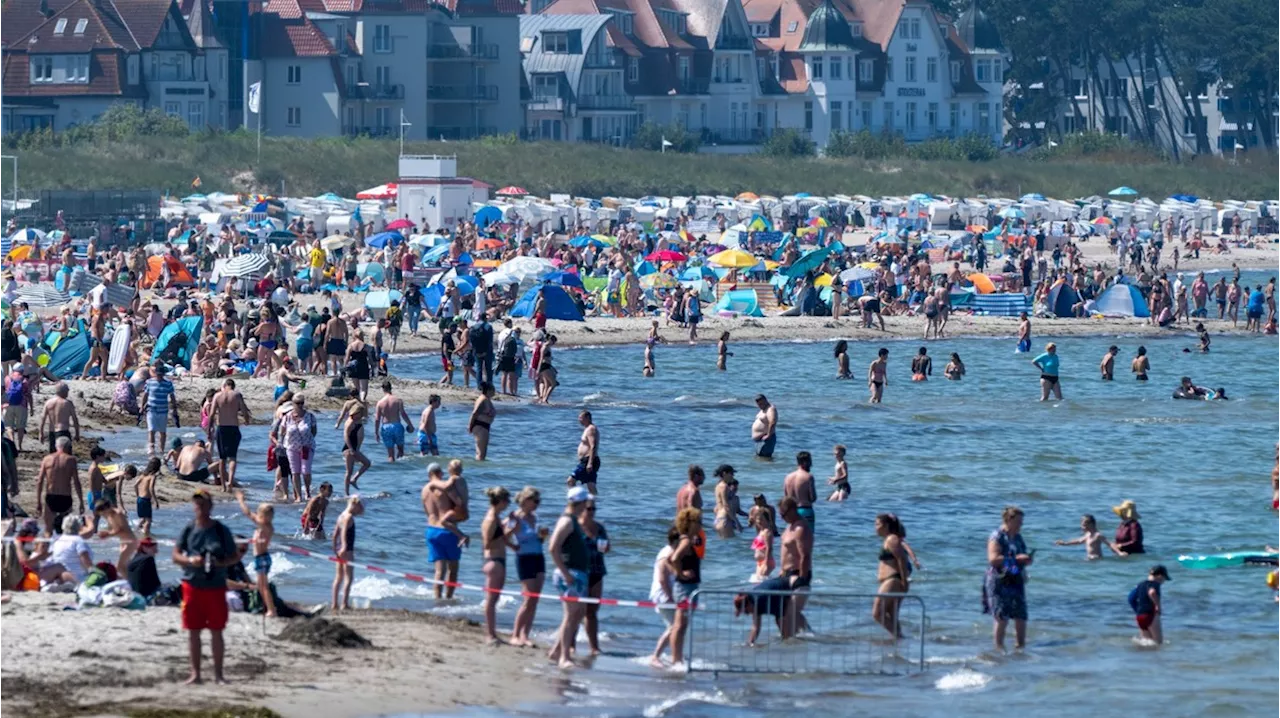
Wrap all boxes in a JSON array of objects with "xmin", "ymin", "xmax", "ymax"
[{"xmin": 1112, "ymin": 500, "xmax": 1145, "ymax": 554}]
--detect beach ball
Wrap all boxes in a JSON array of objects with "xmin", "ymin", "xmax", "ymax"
[
  {"xmin": 1267, "ymin": 571, "xmax": 1278, "ymax": 590},
  {"xmin": 37, "ymin": 354, "xmax": 49, "ymax": 367}
]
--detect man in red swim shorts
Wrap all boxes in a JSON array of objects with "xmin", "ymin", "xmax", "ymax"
[{"xmin": 172, "ymin": 490, "xmax": 239, "ymax": 684}]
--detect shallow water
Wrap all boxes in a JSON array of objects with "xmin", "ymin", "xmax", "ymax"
[{"xmin": 117, "ymin": 324, "xmax": 1278, "ymax": 716}]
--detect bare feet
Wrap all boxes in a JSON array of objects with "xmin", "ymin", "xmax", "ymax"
[
  {"xmin": 214, "ymin": 676, "xmax": 229, "ymax": 685},
  {"xmin": 557, "ymin": 658, "xmax": 575, "ymax": 670},
  {"xmin": 648, "ymin": 656, "xmax": 665, "ymax": 669},
  {"xmin": 184, "ymin": 674, "xmax": 202, "ymax": 685}
]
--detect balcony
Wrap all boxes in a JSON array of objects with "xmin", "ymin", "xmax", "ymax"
[
  {"xmin": 427, "ymin": 43, "xmax": 499, "ymax": 61},
  {"xmin": 716, "ymin": 36, "xmax": 753, "ymax": 51},
  {"xmin": 343, "ymin": 125, "xmax": 394, "ymax": 137},
  {"xmin": 583, "ymin": 55, "xmax": 620, "ymax": 69},
  {"xmin": 577, "ymin": 94, "xmax": 633, "ymax": 110},
  {"xmin": 350, "ymin": 83, "xmax": 405, "ymax": 101},
  {"xmin": 702, "ymin": 126, "xmax": 772, "ymax": 145},
  {"xmin": 528, "ymin": 96, "xmax": 565, "ymax": 112},
  {"xmin": 712, "ymin": 74, "xmax": 749, "ymax": 84},
  {"xmin": 675, "ymin": 78, "xmax": 710, "ymax": 95},
  {"xmin": 427, "ymin": 85, "xmax": 498, "ymax": 102},
  {"xmin": 426, "ymin": 126, "xmax": 499, "ymax": 140}
]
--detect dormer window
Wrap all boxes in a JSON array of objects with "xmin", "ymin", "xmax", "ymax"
[
  {"xmin": 752, "ymin": 23, "xmax": 768, "ymax": 37},
  {"xmin": 619, "ymin": 14, "xmax": 633, "ymax": 36},
  {"xmin": 787, "ymin": 21, "xmax": 798, "ymax": 33},
  {"xmin": 54, "ymin": 19, "xmax": 68, "ymax": 35},
  {"xmin": 851, "ymin": 23, "xmax": 862, "ymax": 37},
  {"xmin": 542, "ymin": 32, "xmax": 569, "ymax": 53},
  {"xmin": 676, "ymin": 15, "xmax": 686, "ymax": 35}
]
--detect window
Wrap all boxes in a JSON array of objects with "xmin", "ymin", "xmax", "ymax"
[
  {"xmin": 905, "ymin": 101, "xmax": 917, "ymax": 131},
  {"xmin": 886, "ymin": 58, "xmax": 893, "ymax": 82},
  {"xmin": 926, "ymin": 102, "xmax": 938, "ymax": 129},
  {"xmin": 188, "ymin": 101, "xmax": 204, "ymax": 129},
  {"xmin": 858, "ymin": 59, "xmax": 874, "ymax": 83},
  {"xmin": 69, "ymin": 55, "xmax": 88, "ymax": 83},
  {"xmin": 127, "ymin": 56, "xmax": 139, "ymax": 84},
  {"xmin": 1062, "ymin": 114, "xmax": 1079, "ymax": 134},
  {"xmin": 376, "ymin": 66, "xmax": 392, "ymax": 90},
  {"xmin": 993, "ymin": 61, "xmax": 1002, "ymax": 83},
  {"xmin": 831, "ymin": 100, "xmax": 842, "ymax": 131},
  {"xmin": 74, "ymin": 18, "xmax": 87, "ymax": 35},
  {"xmin": 950, "ymin": 61, "xmax": 960, "ymax": 84},
  {"xmin": 676, "ymin": 15, "xmax": 686, "ymax": 35},
  {"xmin": 752, "ymin": 23, "xmax": 767, "ymax": 37},
  {"xmin": 949, "ymin": 102, "xmax": 959, "ymax": 129},
  {"xmin": 860, "ymin": 101, "xmax": 871, "ymax": 129},
  {"xmin": 678, "ymin": 55, "xmax": 689, "ymax": 82},
  {"xmin": 756, "ymin": 103, "xmax": 765, "ymax": 128},
  {"xmin": 910, "ymin": 18, "xmax": 920, "ymax": 38},
  {"xmin": 898, "ymin": 19, "xmax": 907, "ymax": 38},
  {"xmin": 804, "ymin": 101, "xmax": 813, "ymax": 131},
  {"xmin": 926, "ymin": 57, "xmax": 937, "ymax": 83},
  {"xmin": 375, "ymin": 107, "xmax": 391, "ymax": 128},
  {"xmin": 374, "ymin": 24, "xmax": 391, "ymax": 53},
  {"xmin": 287, "ymin": 107, "xmax": 302, "ymax": 127},
  {"xmin": 1069, "ymin": 78, "xmax": 1087, "ymax": 98},
  {"xmin": 30, "ymin": 56, "xmax": 53, "ymax": 83},
  {"xmin": 1183, "ymin": 115, "xmax": 1207, "ymax": 136},
  {"xmin": 810, "ymin": 57, "xmax": 822, "ymax": 80},
  {"xmin": 287, "ymin": 65, "xmax": 301, "ymax": 84},
  {"xmin": 829, "ymin": 57, "xmax": 841, "ymax": 80},
  {"xmin": 164, "ymin": 101, "xmax": 181, "ymax": 117},
  {"xmin": 851, "ymin": 22, "xmax": 862, "ymax": 37},
  {"xmin": 542, "ymin": 32, "xmax": 568, "ymax": 53},
  {"xmin": 1104, "ymin": 115, "xmax": 1129, "ymax": 135},
  {"xmin": 883, "ymin": 101, "xmax": 893, "ymax": 129},
  {"xmin": 532, "ymin": 74, "xmax": 557, "ymax": 98},
  {"xmin": 620, "ymin": 15, "xmax": 634, "ymax": 35},
  {"xmin": 977, "ymin": 102, "xmax": 990, "ymax": 131},
  {"xmin": 904, "ymin": 56, "xmax": 916, "ymax": 83},
  {"xmin": 54, "ymin": 18, "xmax": 68, "ymax": 35},
  {"xmin": 975, "ymin": 60, "xmax": 989, "ymax": 83},
  {"xmin": 628, "ymin": 57, "xmax": 639, "ymax": 83},
  {"xmin": 786, "ymin": 21, "xmax": 798, "ymax": 33}
]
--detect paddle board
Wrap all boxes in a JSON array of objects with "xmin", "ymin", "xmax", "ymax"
[
  {"xmin": 107, "ymin": 323, "xmax": 131, "ymax": 375},
  {"xmin": 1176, "ymin": 551, "xmax": 1279, "ymax": 569}
]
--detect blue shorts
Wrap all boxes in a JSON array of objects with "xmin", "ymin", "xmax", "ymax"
[
  {"xmin": 754, "ymin": 434, "xmax": 776, "ymax": 459},
  {"xmin": 136, "ymin": 496, "xmax": 153, "ymax": 520},
  {"xmin": 426, "ymin": 526, "xmax": 462, "ymax": 563},
  {"xmin": 1016, "ymin": 338, "xmax": 1031, "ymax": 353},
  {"xmin": 86, "ymin": 491, "xmax": 101, "ymax": 507},
  {"xmin": 380, "ymin": 423, "xmax": 405, "ymax": 449},
  {"xmin": 273, "ymin": 385, "xmax": 287, "ymax": 402},
  {"xmin": 254, "ymin": 552, "xmax": 272, "ymax": 576},
  {"xmin": 796, "ymin": 505, "xmax": 816, "ymax": 533},
  {"xmin": 417, "ymin": 430, "xmax": 438, "ymax": 455},
  {"xmin": 555, "ymin": 568, "xmax": 589, "ymax": 598},
  {"xmin": 296, "ymin": 338, "xmax": 314, "ymax": 362}
]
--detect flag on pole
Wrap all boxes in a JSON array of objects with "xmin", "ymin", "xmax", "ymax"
[
  {"xmin": 248, "ymin": 82, "xmax": 261, "ymax": 114},
  {"xmin": 661, "ymin": 137, "xmax": 673, "ymax": 147},
  {"xmin": 191, "ymin": 176, "xmax": 202, "ymax": 188}
]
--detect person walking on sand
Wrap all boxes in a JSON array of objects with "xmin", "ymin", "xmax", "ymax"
[
  {"xmin": 139, "ymin": 366, "xmax": 177, "ymax": 458},
  {"xmin": 568, "ymin": 410, "xmax": 600, "ymax": 495},
  {"xmin": 1032, "ymin": 343, "xmax": 1062, "ymax": 401},
  {"xmin": 1016, "ymin": 312, "xmax": 1032, "ymax": 353},
  {"xmin": 331, "ymin": 495, "xmax": 363, "ymax": 611},
  {"xmin": 209, "ymin": 379, "xmax": 252, "ymax": 490},
  {"xmin": 752, "ymin": 394, "xmax": 778, "ymax": 459},
  {"xmin": 173, "ymin": 490, "xmax": 238, "ymax": 684},
  {"xmin": 417, "ymin": 394, "xmax": 441, "ymax": 457},
  {"xmin": 1100, "ymin": 346, "xmax": 1118, "ymax": 381},
  {"xmin": 868, "ymin": 348, "xmax": 888, "ymax": 403},
  {"xmin": 783, "ymin": 452, "xmax": 817, "ymax": 533},
  {"xmin": 1129, "ymin": 565, "xmax": 1170, "ymax": 645},
  {"xmin": 236, "ymin": 491, "xmax": 278, "ymax": 618},
  {"xmin": 468, "ymin": 382, "xmax": 497, "ymax": 461},
  {"xmin": 373, "ymin": 380, "xmax": 413, "ymax": 463}
]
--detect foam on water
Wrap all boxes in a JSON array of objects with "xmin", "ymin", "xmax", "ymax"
[
  {"xmin": 935, "ymin": 668, "xmax": 993, "ymax": 692},
  {"xmin": 641, "ymin": 690, "xmax": 738, "ymax": 718}
]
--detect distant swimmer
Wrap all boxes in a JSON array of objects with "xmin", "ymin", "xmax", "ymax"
[
  {"xmin": 568, "ymin": 410, "xmax": 600, "ymax": 495},
  {"xmin": 751, "ymin": 395, "xmax": 777, "ymax": 459},
  {"xmin": 911, "ymin": 347, "xmax": 931, "ymax": 381},
  {"xmin": 1054, "ymin": 514, "xmax": 1127, "ymax": 559},
  {"xmin": 868, "ymin": 348, "xmax": 888, "ymax": 403},
  {"xmin": 944, "ymin": 353, "xmax": 965, "ymax": 381},
  {"xmin": 1016, "ymin": 312, "xmax": 1032, "ymax": 353}
]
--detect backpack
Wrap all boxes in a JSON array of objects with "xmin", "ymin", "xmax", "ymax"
[
  {"xmin": 4, "ymin": 376, "xmax": 24, "ymax": 405},
  {"xmin": 500, "ymin": 334, "xmax": 517, "ymax": 361}
]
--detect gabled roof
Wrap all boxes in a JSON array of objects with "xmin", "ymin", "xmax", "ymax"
[
  {"xmin": 944, "ymin": 28, "xmax": 984, "ymax": 95},
  {"xmin": 2, "ymin": 49, "xmax": 145, "ymax": 97},
  {"xmin": 542, "ymin": 0, "xmax": 695, "ymax": 51},
  {"xmin": 186, "ymin": 0, "xmax": 222, "ymax": 49},
  {"xmin": 255, "ymin": 12, "xmax": 338, "ymax": 57},
  {"xmin": 3, "ymin": 0, "xmax": 186, "ymax": 54},
  {"xmin": 519, "ymin": 13, "xmax": 613, "ymax": 100}
]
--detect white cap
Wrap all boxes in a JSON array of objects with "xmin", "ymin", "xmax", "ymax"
[{"xmin": 566, "ymin": 486, "xmax": 594, "ymax": 504}]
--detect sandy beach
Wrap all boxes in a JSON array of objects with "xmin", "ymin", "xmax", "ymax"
[{"xmin": 0, "ymin": 592, "xmax": 551, "ymax": 717}]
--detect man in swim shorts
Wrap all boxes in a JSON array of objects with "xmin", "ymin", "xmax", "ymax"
[
  {"xmin": 783, "ymin": 452, "xmax": 817, "ymax": 534},
  {"xmin": 751, "ymin": 395, "xmax": 777, "ymax": 459},
  {"xmin": 417, "ymin": 394, "xmax": 440, "ymax": 456},
  {"xmin": 568, "ymin": 410, "xmax": 601, "ymax": 494},
  {"xmin": 422, "ymin": 462, "xmax": 470, "ymax": 599},
  {"xmin": 35, "ymin": 436, "xmax": 84, "ymax": 534},
  {"xmin": 209, "ymin": 379, "xmax": 251, "ymax": 489},
  {"xmin": 324, "ymin": 313, "xmax": 349, "ymax": 376},
  {"xmin": 374, "ymin": 380, "xmax": 413, "ymax": 462}
]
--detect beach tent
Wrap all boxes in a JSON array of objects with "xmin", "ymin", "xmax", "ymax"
[
  {"xmin": 714, "ymin": 289, "xmax": 764, "ymax": 317},
  {"xmin": 474, "ymin": 206, "xmax": 503, "ymax": 228},
  {"xmin": 1045, "ymin": 280, "xmax": 1081, "ymax": 318},
  {"xmin": 144, "ymin": 255, "xmax": 196, "ymax": 287},
  {"xmin": 968, "ymin": 273, "xmax": 997, "ymax": 294},
  {"xmin": 367, "ymin": 231, "xmax": 404, "ymax": 249},
  {"xmin": 43, "ymin": 320, "xmax": 92, "ymax": 377},
  {"xmin": 1090, "ymin": 283, "xmax": 1149, "ymax": 318},
  {"xmin": 365, "ymin": 289, "xmax": 403, "ymax": 320},
  {"xmin": 154, "ymin": 316, "xmax": 203, "ymax": 369},
  {"xmin": 511, "ymin": 285, "xmax": 583, "ymax": 321}
]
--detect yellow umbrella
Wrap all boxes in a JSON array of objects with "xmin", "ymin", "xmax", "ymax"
[
  {"xmin": 6, "ymin": 245, "xmax": 33, "ymax": 262},
  {"xmin": 708, "ymin": 249, "xmax": 759, "ymax": 269},
  {"xmin": 814, "ymin": 274, "xmax": 833, "ymax": 287},
  {"xmin": 736, "ymin": 192, "xmax": 759, "ymax": 202},
  {"xmin": 858, "ymin": 261, "xmax": 880, "ymax": 269},
  {"xmin": 640, "ymin": 273, "xmax": 677, "ymax": 289},
  {"xmin": 763, "ymin": 260, "xmax": 780, "ymax": 271}
]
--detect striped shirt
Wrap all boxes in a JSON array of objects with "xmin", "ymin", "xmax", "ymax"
[{"xmin": 144, "ymin": 378, "xmax": 175, "ymax": 413}]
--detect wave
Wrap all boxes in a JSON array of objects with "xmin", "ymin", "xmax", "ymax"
[
  {"xmin": 934, "ymin": 668, "xmax": 992, "ymax": 692},
  {"xmin": 642, "ymin": 690, "xmax": 738, "ymax": 718}
]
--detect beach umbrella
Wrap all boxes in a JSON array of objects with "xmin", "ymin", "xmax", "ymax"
[
  {"xmin": 365, "ymin": 289, "xmax": 404, "ymax": 314},
  {"xmin": 646, "ymin": 249, "xmax": 687, "ymax": 263},
  {"xmin": 15, "ymin": 284, "xmax": 72, "ymax": 308},
  {"xmin": 367, "ymin": 231, "xmax": 405, "ymax": 249},
  {"xmin": 474, "ymin": 206, "xmax": 503, "ymax": 228},
  {"xmin": 591, "ymin": 234, "xmax": 617, "ymax": 246},
  {"xmin": 708, "ymin": 249, "xmax": 758, "ymax": 268},
  {"xmin": 968, "ymin": 273, "xmax": 997, "ymax": 294},
  {"xmin": 316, "ymin": 192, "xmax": 345, "ymax": 202},
  {"xmin": 266, "ymin": 230, "xmax": 299, "ymax": 245},
  {"xmin": 449, "ymin": 274, "xmax": 479, "ymax": 295},
  {"xmin": 640, "ymin": 273, "xmax": 677, "ymax": 289},
  {"xmin": 746, "ymin": 215, "xmax": 773, "ymax": 232},
  {"xmin": 495, "ymin": 186, "xmax": 529, "ymax": 197},
  {"xmin": 385, "ymin": 218, "xmax": 415, "ymax": 231},
  {"xmin": 542, "ymin": 270, "xmax": 584, "ymax": 289},
  {"xmin": 498, "ymin": 256, "xmax": 556, "ymax": 283},
  {"xmin": 569, "ymin": 235, "xmax": 609, "ymax": 249},
  {"xmin": 1171, "ymin": 194, "xmax": 1199, "ymax": 203},
  {"xmin": 807, "ymin": 217, "xmax": 829, "ymax": 228},
  {"xmin": 783, "ymin": 244, "xmax": 835, "ymax": 278},
  {"xmin": 223, "ymin": 253, "xmax": 271, "ymax": 278},
  {"xmin": 357, "ymin": 183, "xmax": 397, "ymax": 200},
  {"xmin": 1020, "ymin": 193, "xmax": 1046, "ymax": 202},
  {"xmin": 680, "ymin": 266, "xmax": 720, "ymax": 282},
  {"xmin": 455, "ymin": 252, "xmax": 474, "ymax": 266},
  {"xmin": 476, "ymin": 238, "xmax": 506, "ymax": 251},
  {"xmin": 736, "ymin": 192, "xmax": 759, "ymax": 202},
  {"xmin": 839, "ymin": 266, "xmax": 877, "ymax": 283},
  {"xmin": 794, "ymin": 192, "xmax": 812, "ymax": 199},
  {"xmin": 814, "ymin": 274, "xmax": 834, "ymax": 287},
  {"xmin": 997, "ymin": 207, "xmax": 1025, "ymax": 220},
  {"xmin": 9, "ymin": 228, "xmax": 46, "ymax": 244},
  {"xmin": 321, "ymin": 235, "xmax": 354, "ymax": 251},
  {"xmin": 966, "ymin": 224, "xmax": 988, "ymax": 233},
  {"xmin": 422, "ymin": 244, "xmax": 452, "ymax": 263},
  {"xmin": 1138, "ymin": 229, "xmax": 1153, "ymax": 240},
  {"xmin": 1108, "ymin": 186, "xmax": 1139, "ymax": 197},
  {"xmin": 47, "ymin": 229, "xmax": 67, "ymax": 242},
  {"xmin": 482, "ymin": 271, "xmax": 520, "ymax": 287},
  {"xmin": 6, "ymin": 245, "xmax": 34, "ymax": 262},
  {"xmin": 1092, "ymin": 217, "xmax": 1115, "ymax": 227}
]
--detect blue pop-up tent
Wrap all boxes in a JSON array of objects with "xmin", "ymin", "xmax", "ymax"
[
  {"xmin": 1045, "ymin": 280, "xmax": 1081, "ymax": 318},
  {"xmin": 511, "ymin": 284, "xmax": 583, "ymax": 321},
  {"xmin": 1090, "ymin": 283, "xmax": 1149, "ymax": 317},
  {"xmin": 474, "ymin": 206, "xmax": 503, "ymax": 228},
  {"xmin": 714, "ymin": 289, "xmax": 764, "ymax": 317},
  {"xmin": 44, "ymin": 320, "xmax": 92, "ymax": 378},
  {"xmin": 154, "ymin": 316, "xmax": 204, "ymax": 369}
]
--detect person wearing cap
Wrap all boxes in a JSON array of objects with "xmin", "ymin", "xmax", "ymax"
[
  {"xmin": 1031, "ymin": 342, "xmax": 1062, "ymax": 402},
  {"xmin": 751, "ymin": 394, "xmax": 777, "ymax": 459},
  {"xmin": 1128, "ymin": 565, "xmax": 1170, "ymax": 644},
  {"xmin": 1112, "ymin": 500, "xmax": 1145, "ymax": 554},
  {"xmin": 172, "ymin": 489, "xmax": 238, "ymax": 684},
  {"xmin": 547, "ymin": 485, "xmax": 594, "ymax": 669}
]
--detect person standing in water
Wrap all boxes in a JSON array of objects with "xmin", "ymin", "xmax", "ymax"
[
  {"xmin": 1128, "ymin": 565, "xmax": 1170, "ymax": 645},
  {"xmin": 643, "ymin": 321, "xmax": 664, "ymax": 377},
  {"xmin": 833, "ymin": 341, "xmax": 851, "ymax": 379},
  {"xmin": 752, "ymin": 395, "xmax": 778, "ymax": 459},
  {"xmin": 984, "ymin": 505, "xmax": 1032, "ymax": 651},
  {"xmin": 675, "ymin": 465, "xmax": 705, "ymax": 511},
  {"xmin": 468, "ymin": 382, "xmax": 497, "ymax": 461},
  {"xmin": 334, "ymin": 388, "xmax": 371, "ymax": 494},
  {"xmin": 713, "ymin": 465, "xmax": 747, "ymax": 538},
  {"xmin": 417, "ymin": 394, "xmax": 441, "ymax": 457},
  {"xmin": 1054, "ymin": 514, "xmax": 1127, "ymax": 559},
  {"xmin": 569, "ymin": 411, "xmax": 600, "ymax": 495},
  {"xmin": 1016, "ymin": 312, "xmax": 1032, "ymax": 353},
  {"xmin": 911, "ymin": 347, "xmax": 932, "ymax": 381},
  {"xmin": 1131, "ymin": 346, "xmax": 1150, "ymax": 381},
  {"xmin": 944, "ymin": 352, "xmax": 965, "ymax": 381},
  {"xmin": 783, "ymin": 452, "xmax": 817, "ymax": 533},
  {"xmin": 373, "ymin": 380, "xmax": 413, "ymax": 463},
  {"xmin": 826, "ymin": 444, "xmax": 850, "ymax": 501},
  {"xmin": 331, "ymin": 495, "xmax": 363, "ymax": 611},
  {"xmin": 868, "ymin": 348, "xmax": 888, "ymax": 403},
  {"xmin": 717, "ymin": 331, "xmax": 733, "ymax": 371},
  {"xmin": 1032, "ymin": 343, "xmax": 1062, "ymax": 401},
  {"xmin": 1100, "ymin": 346, "xmax": 1119, "ymax": 380}
]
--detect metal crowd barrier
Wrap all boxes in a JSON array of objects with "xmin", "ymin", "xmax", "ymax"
[{"xmin": 688, "ymin": 586, "xmax": 926, "ymax": 676}]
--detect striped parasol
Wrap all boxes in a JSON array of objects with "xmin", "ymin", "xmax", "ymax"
[
  {"xmin": 223, "ymin": 253, "xmax": 272, "ymax": 278},
  {"xmin": 15, "ymin": 283, "xmax": 72, "ymax": 308}
]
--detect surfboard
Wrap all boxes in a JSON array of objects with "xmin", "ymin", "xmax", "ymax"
[
  {"xmin": 107, "ymin": 323, "xmax": 131, "ymax": 375},
  {"xmin": 1177, "ymin": 551, "xmax": 1278, "ymax": 569}
]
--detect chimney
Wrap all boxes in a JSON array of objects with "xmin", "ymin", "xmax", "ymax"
[{"xmin": 40, "ymin": 0, "xmax": 53, "ymax": 17}]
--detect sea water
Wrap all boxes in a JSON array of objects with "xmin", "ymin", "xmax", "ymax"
[{"xmin": 120, "ymin": 327, "xmax": 1278, "ymax": 717}]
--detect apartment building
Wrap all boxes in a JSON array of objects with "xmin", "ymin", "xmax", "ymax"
[{"xmin": 2, "ymin": 0, "xmax": 230, "ymax": 134}]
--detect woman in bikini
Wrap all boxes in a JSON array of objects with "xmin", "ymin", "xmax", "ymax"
[
  {"xmin": 713, "ymin": 471, "xmax": 747, "ymax": 539},
  {"xmin": 872, "ymin": 513, "xmax": 910, "ymax": 638},
  {"xmin": 468, "ymin": 382, "xmax": 497, "ymax": 461},
  {"xmin": 644, "ymin": 321, "xmax": 664, "ymax": 377},
  {"xmin": 717, "ymin": 331, "xmax": 732, "ymax": 371},
  {"xmin": 334, "ymin": 387, "xmax": 371, "ymax": 494},
  {"xmin": 536, "ymin": 335, "xmax": 559, "ymax": 404},
  {"xmin": 834, "ymin": 340, "xmax": 851, "ymax": 379},
  {"xmin": 253, "ymin": 304, "xmax": 284, "ymax": 379},
  {"xmin": 911, "ymin": 347, "xmax": 932, "ymax": 381},
  {"xmin": 944, "ymin": 352, "xmax": 965, "ymax": 380},
  {"xmin": 480, "ymin": 486, "xmax": 513, "ymax": 644}
]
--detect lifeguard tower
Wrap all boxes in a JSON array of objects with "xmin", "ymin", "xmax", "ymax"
[{"xmin": 396, "ymin": 155, "xmax": 490, "ymax": 233}]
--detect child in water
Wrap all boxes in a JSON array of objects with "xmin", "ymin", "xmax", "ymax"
[
  {"xmin": 1128, "ymin": 565, "xmax": 1170, "ymax": 644},
  {"xmin": 826, "ymin": 444, "xmax": 850, "ymax": 502},
  {"xmin": 301, "ymin": 481, "xmax": 334, "ymax": 538},
  {"xmin": 1054, "ymin": 514, "xmax": 1128, "ymax": 559},
  {"xmin": 237, "ymin": 490, "xmax": 278, "ymax": 618}
]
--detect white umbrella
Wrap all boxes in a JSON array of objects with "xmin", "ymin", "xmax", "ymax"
[
  {"xmin": 482, "ymin": 271, "xmax": 520, "ymax": 287},
  {"xmin": 497, "ymin": 256, "xmax": 556, "ymax": 283},
  {"xmin": 321, "ymin": 234, "xmax": 354, "ymax": 251},
  {"xmin": 839, "ymin": 266, "xmax": 878, "ymax": 283},
  {"xmin": 223, "ymin": 253, "xmax": 271, "ymax": 278},
  {"xmin": 15, "ymin": 284, "xmax": 71, "ymax": 308},
  {"xmin": 8, "ymin": 228, "xmax": 46, "ymax": 245}
]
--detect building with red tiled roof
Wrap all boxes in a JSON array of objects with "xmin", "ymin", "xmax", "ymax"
[{"xmin": 2, "ymin": 0, "xmax": 230, "ymax": 134}]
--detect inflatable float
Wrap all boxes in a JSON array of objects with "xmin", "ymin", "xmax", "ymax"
[{"xmin": 1177, "ymin": 551, "xmax": 1278, "ymax": 569}]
